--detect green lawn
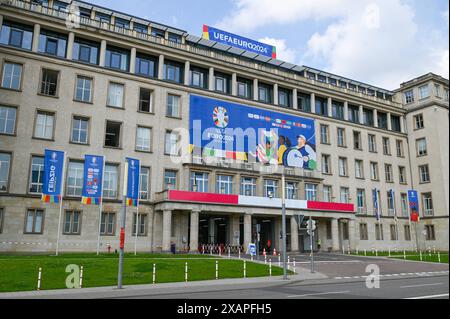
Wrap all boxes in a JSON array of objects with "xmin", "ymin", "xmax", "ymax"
[
  {"xmin": 351, "ymin": 251, "xmax": 449, "ymax": 263},
  {"xmin": 0, "ymin": 253, "xmax": 286, "ymax": 293}
]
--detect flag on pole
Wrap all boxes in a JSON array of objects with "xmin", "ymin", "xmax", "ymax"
[
  {"xmin": 125, "ymin": 158, "xmax": 140, "ymax": 207},
  {"xmin": 373, "ymin": 188, "xmax": 380, "ymax": 221},
  {"xmin": 42, "ymin": 150, "xmax": 65, "ymax": 204},
  {"xmin": 408, "ymin": 190, "xmax": 420, "ymax": 223},
  {"xmin": 81, "ymin": 155, "xmax": 104, "ymax": 205}
]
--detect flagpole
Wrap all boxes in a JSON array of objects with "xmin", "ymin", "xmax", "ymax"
[
  {"xmin": 55, "ymin": 151, "xmax": 67, "ymax": 256},
  {"xmin": 134, "ymin": 161, "xmax": 141, "ymax": 256},
  {"xmin": 96, "ymin": 157, "xmax": 106, "ymax": 256},
  {"xmin": 118, "ymin": 160, "xmax": 129, "ymax": 289}
]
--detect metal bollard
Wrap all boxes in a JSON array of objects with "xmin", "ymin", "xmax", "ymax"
[
  {"xmin": 404, "ymin": 250, "xmax": 406, "ymax": 260},
  {"xmin": 375, "ymin": 249, "xmax": 378, "ymax": 257},
  {"xmin": 264, "ymin": 254, "xmax": 267, "ymax": 264},
  {"xmin": 420, "ymin": 251, "xmax": 423, "ymax": 261},
  {"xmin": 388, "ymin": 248, "xmax": 391, "ymax": 257},
  {"xmin": 79, "ymin": 266, "xmax": 84, "ymax": 288},
  {"xmin": 238, "ymin": 248, "xmax": 241, "ymax": 259},
  {"xmin": 215, "ymin": 260, "xmax": 218, "ymax": 280},
  {"xmin": 293, "ymin": 258, "xmax": 296, "ymax": 274},
  {"xmin": 438, "ymin": 251, "xmax": 441, "ymax": 263},
  {"xmin": 185, "ymin": 262, "xmax": 188, "ymax": 283},
  {"xmin": 278, "ymin": 254, "xmax": 281, "ymax": 267},
  {"xmin": 37, "ymin": 267, "xmax": 42, "ymax": 291},
  {"xmin": 428, "ymin": 248, "xmax": 432, "ymax": 257},
  {"xmin": 243, "ymin": 260, "xmax": 247, "ymax": 278},
  {"xmin": 364, "ymin": 249, "xmax": 367, "ymax": 256},
  {"xmin": 288, "ymin": 256, "xmax": 290, "ymax": 266},
  {"xmin": 433, "ymin": 246, "xmax": 436, "ymax": 255},
  {"xmin": 152, "ymin": 264, "xmax": 156, "ymax": 284},
  {"xmin": 228, "ymin": 247, "xmax": 231, "ymax": 259},
  {"xmin": 269, "ymin": 260, "xmax": 272, "ymax": 277}
]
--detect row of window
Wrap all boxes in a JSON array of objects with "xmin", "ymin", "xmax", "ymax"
[
  {"xmin": 357, "ymin": 223, "xmax": 436, "ymax": 242},
  {"xmin": 404, "ymin": 83, "xmax": 449, "ymax": 104}
]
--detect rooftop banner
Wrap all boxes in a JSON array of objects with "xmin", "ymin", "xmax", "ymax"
[{"xmin": 202, "ymin": 25, "xmax": 277, "ymax": 59}]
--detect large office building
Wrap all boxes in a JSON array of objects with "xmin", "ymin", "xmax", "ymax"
[{"xmin": 0, "ymin": 0, "xmax": 448, "ymax": 254}]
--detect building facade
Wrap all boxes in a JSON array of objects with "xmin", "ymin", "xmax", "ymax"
[{"xmin": 0, "ymin": 0, "xmax": 448, "ymax": 254}]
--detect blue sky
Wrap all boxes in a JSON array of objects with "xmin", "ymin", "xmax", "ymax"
[{"xmin": 89, "ymin": 0, "xmax": 449, "ymax": 90}]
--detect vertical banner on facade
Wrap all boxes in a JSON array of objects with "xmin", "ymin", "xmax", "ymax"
[
  {"xmin": 126, "ymin": 158, "xmax": 140, "ymax": 207},
  {"xmin": 42, "ymin": 150, "xmax": 65, "ymax": 203},
  {"xmin": 389, "ymin": 189, "xmax": 397, "ymax": 219},
  {"xmin": 81, "ymin": 155, "xmax": 104, "ymax": 205},
  {"xmin": 373, "ymin": 188, "xmax": 380, "ymax": 221},
  {"xmin": 408, "ymin": 190, "xmax": 420, "ymax": 222}
]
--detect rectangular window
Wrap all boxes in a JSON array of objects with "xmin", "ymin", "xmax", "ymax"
[
  {"xmin": 75, "ymin": 76, "xmax": 92, "ymax": 103},
  {"xmin": 0, "ymin": 21, "xmax": 33, "ymax": 50},
  {"xmin": 401, "ymin": 193, "xmax": 408, "ymax": 217},
  {"xmin": 278, "ymin": 88, "xmax": 292, "ymax": 108},
  {"xmin": 216, "ymin": 175, "xmax": 233, "ymax": 195},
  {"xmin": 34, "ymin": 111, "xmax": 54, "ymax": 140},
  {"xmin": 368, "ymin": 134, "xmax": 377, "ymax": 153},
  {"xmin": 168, "ymin": 33, "xmax": 182, "ymax": 43},
  {"xmin": 0, "ymin": 208, "xmax": 3, "ymax": 233},
  {"xmin": 326, "ymin": 220, "xmax": 332, "ymax": 240},
  {"xmin": 353, "ymin": 131, "xmax": 362, "ymax": 150},
  {"xmin": 167, "ymin": 94, "xmax": 180, "ymax": 118},
  {"xmin": 342, "ymin": 223, "xmax": 349, "ymax": 240},
  {"xmin": 356, "ymin": 189, "xmax": 366, "ymax": 214},
  {"xmin": 320, "ymin": 124, "xmax": 330, "ymax": 144},
  {"xmin": 0, "ymin": 106, "xmax": 17, "ymax": 135},
  {"xmin": 100, "ymin": 212, "xmax": 116, "ymax": 236},
  {"xmin": 40, "ymin": 69, "xmax": 59, "ymax": 96},
  {"xmin": 355, "ymin": 160, "xmax": 364, "ymax": 179},
  {"xmin": 399, "ymin": 166, "xmax": 407, "ymax": 184},
  {"xmin": 103, "ymin": 165, "xmax": 119, "ymax": 199},
  {"xmin": 370, "ymin": 162, "xmax": 379, "ymax": 181},
  {"xmin": 107, "ymin": 82, "xmax": 124, "ymax": 108},
  {"xmin": 258, "ymin": 83, "xmax": 273, "ymax": 104},
  {"xmin": 190, "ymin": 66, "xmax": 208, "ymax": 89},
  {"xmin": 404, "ymin": 90, "xmax": 415, "ymax": 104},
  {"xmin": 132, "ymin": 213, "xmax": 148, "ymax": 236},
  {"xmin": 71, "ymin": 117, "xmax": 89, "ymax": 144},
  {"xmin": 264, "ymin": 179, "xmax": 279, "ymax": 198},
  {"xmin": 164, "ymin": 170, "xmax": 177, "ymax": 190},
  {"xmin": 422, "ymin": 193, "xmax": 433, "ymax": 217},
  {"xmin": 425, "ymin": 225, "xmax": 435, "ymax": 241},
  {"xmin": 337, "ymin": 128, "xmax": 346, "ymax": 147},
  {"xmin": 151, "ymin": 28, "xmax": 165, "ymax": 38},
  {"xmin": 66, "ymin": 161, "xmax": 84, "ymax": 197},
  {"xmin": 105, "ymin": 46, "xmax": 130, "ymax": 71},
  {"xmin": 215, "ymin": 72, "xmax": 230, "ymax": 94},
  {"xmin": 237, "ymin": 78, "xmax": 252, "ymax": 99},
  {"xmin": 360, "ymin": 223, "xmax": 368, "ymax": 240},
  {"xmin": 240, "ymin": 177, "xmax": 257, "ymax": 196},
  {"xmin": 332, "ymin": 101, "xmax": 344, "ymax": 120},
  {"xmin": 104, "ymin": 121, "xmax": 122, "ymax": 148},
  {"xmin": 382, "ymin": 137, "xmax": 391, "ymax": 155},
  {"xmin": 375, "ymin": 224, "xmax": 384, "ymax": 241},
  {"xmin": 297, "ymin": 92, "xmax": 311, "ymax": 112},
  {"xmin": 387, "ymin": 191, "xmax": 395, "ymax": 216},
  {"xmin": 340, "ymin": 187, "xmax": 349, "ymax": 203},
  {"xmin": 115, "ymin": 18, "xmax": 130, "ymax": 30},
  {"xmin": 1, "ymin": 62, "xmax": 22, "ymax": 90},
  {"xmin": 315, "ymin": 97, "xmax": 328, "ymax": 116},
  {"xmin": 390, "ymin": 224, "xmax": 398, "ymax": 241},
  {"xmin": 419, "ymin": 165, "xmax": 430, "ymax": 183},
  {"xmin": 396, "ymin": 140, "xmax": 404, "ymax": 157},
  {"xmin": 348, "ymin": 105, "xmax": 359, "ymax": 123},
  {"xmin": 416, "ymin": 138, "xmax": 427, "ymax": 156},
  {"xmin": 0, "ymin": 153, "xmax": 11, "ymax": 192},
  {"xmin": 363, "ymin": 108, "xmax": 374, "ymax": 126},
  {"xmin": 25, "ymin": 209, "xmax": 44, "ymax": 234},
  {"xmin": 391, "ymin": 115, "xmax": 401, "ymax": 132},
  {"xmin": 305, "ymin": 184, "xmax": 317, "ymax": 201},
  {"xmin": 72, "ymin": 38, "xmax": 99, "ymax": 65},
  {"xmin": 138, "ymin": 88, "xmax": 153, "ymax": 113},
  {"xmin": 385, "ymin": 164, "xmax": 393, "ymax": 183},
  {"xmin": 63, "ymin": 210, "xmax": 81, "ymax": 235},
  {"xmin": 323, "ymin": 185, "xmax": 332, "ymax": 202},
  {"xmin": 139, "ymin": 167, "xmax": 150, "ymax": 201},
  {"xmin": 434, "ymin": 84, "xmax": 441, "ymax": 98},
  {"xmin": 338, "ymin": 157, "xmax": 347, "ymax": 177},
  {"xmin": 404, "ymin": 225, "xmax": 411, "ymax": 241},
  {"xmin": 414, "ymin": 114, "xmax": 424, "ymax": 130},
  {"xmin": 321, "ymin": 154, "xmax": 331, "ymax": 174},
  {"xmin": 190, "ymin": 172, "xmax": 209, "ymax": 193},
  {"xmin": 29, "ymin": 156, "xmax": 44, "ymax": 194},
  {"xmin": 165, "ymin": 131, "xmax": 179, "ymax": 156},
  {"xmin": 135, "ymin": 54, "xmax": 157, "ymax": 78},
  {"xmin": 285, "ymin": 182, "xmax": 298, "ymax": 200},
  {"xmin": 164, "ymin": 60, "xmax": 183, "ymax": 83},
  {"xmin": 377, "ymin": 112, "xmax": 388, "ymax": 129},
  {"xmin": 419, "ymin": 85, "xmax": 430, "ymax": 99},
  {"xmin": 38, "ymin": 30, "xmax": 67, "ymax": 57},
  {"xmin": 136, "ymin": 126, "xmax": 152, "ymax": 152}
]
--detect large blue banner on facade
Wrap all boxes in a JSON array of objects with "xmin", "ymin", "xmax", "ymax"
[
  {"xmin": 189, "ymin": 95, "xmax": 317, "ymax": 170},
  {"xmin": 126, "ymin": 157, "xmax": 140, "ymax": 207},
  {"xmin": 203, "ymin": 25, "xmax": 277, "ymax": 59},
  {"xmin": 81, "ymin": 155, "xmax": 104, "ymax": 205},
  {"xmin": 408, "ymin": 190, "xmax": 419, "ymax": 222},
  {"xmin": 42, "ymin": 150, "xmax": 65, "ymax": 203}
]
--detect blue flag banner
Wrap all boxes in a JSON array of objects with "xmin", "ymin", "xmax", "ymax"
[
  {"xmin": 373, "ymin": 189, "xmax": 380, "ymax": 221},
  {"xmin": 42, "ymin": 150, "xmax": 65, "ymax": 204},
  {"xmin": 81, "ymin": 155, "xmax": 104, "ymax": 205},
  {"xmin": 126, "ymin": 158, "xmax": 140, "ymax": 207},
  {"xmin": 408, "ymin": 190, "xmax": 420, "ymax": 222}
]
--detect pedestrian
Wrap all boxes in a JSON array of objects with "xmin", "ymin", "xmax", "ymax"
[{"xmin": 267, "ymin": 239, "xmax": 272, "ymax": 254}]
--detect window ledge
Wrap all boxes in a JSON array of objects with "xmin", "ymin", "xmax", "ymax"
[{"xmin": 37, "ymin": 93, "xmax": 59, "ymax": 99}]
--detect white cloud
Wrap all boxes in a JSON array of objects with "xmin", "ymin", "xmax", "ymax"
[{"xmin": 258, "ymin": 37, "xmax": 297, "ymax": 63}]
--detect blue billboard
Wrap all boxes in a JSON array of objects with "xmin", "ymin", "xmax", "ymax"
[
  {"xmin": 81, "ymin": 155, "xmax": 104, "ymax": 205},
  {"xmin": 189, "ymin": 95, "xmax": 317, "ymax": 170},
  {"xmin": 126, "ymin": 157, "xmax": 140, "ymax": 207},
  {"xmin": 42, "ymin": 150, "xmax": 65, "ymax": 203}
]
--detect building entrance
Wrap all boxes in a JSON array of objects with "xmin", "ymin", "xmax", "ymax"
[{"xmin": 199, "ymin": 215, "xmax": 229, "ymax": 245}]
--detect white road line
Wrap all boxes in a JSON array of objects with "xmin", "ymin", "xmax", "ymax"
[
  {"xmin": 288, "ymin": 291, "xmax": 350, "ymax": 298},
  {"xmin": 405, "ymin": 293, "xmax": 449, "ymax": 300},
  {"xmin": 400, "ymin": 283, "xmax": 444, "ymax": 289}
]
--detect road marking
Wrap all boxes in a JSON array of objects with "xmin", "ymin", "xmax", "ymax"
[
  {"xmin": 333, "ymin": 271, "xmax": 449, "ymax": 280},
  {"xmin": 288, "ymin": 291, "xmax": 350, "ymax": 298},
  {"xmin": 405, "ymin": 293, "xmax": 449, "ymax": 300},
  {"xmin": 400, "ymin": 283, "xmax": 443, "ymax": 289}
]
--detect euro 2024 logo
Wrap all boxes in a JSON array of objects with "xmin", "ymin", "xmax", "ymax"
[{"xmin": 213, "ymin": 106, "xmax": 229, "ymax": 129}]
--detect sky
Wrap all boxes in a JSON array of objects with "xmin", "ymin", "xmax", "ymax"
[{"xmin": 88, "ymin": 0, "xmax": 449, "ymax": 90}]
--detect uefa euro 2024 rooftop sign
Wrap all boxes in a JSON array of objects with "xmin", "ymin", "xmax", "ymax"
[{"xmin": 203, "ymin": 25, "xmax": 277, "ymax": 59}]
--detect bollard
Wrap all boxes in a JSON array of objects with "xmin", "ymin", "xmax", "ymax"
[
  {"xmin": 356, "ymin": 248, "xmax": 359, "ymax": 255},
  {"xmin": 375, "ymin": 249, "xmax": 378, "ymax": 257},
  {"xmin": 348, "ymin": 245, "xmax": 351, "ymax": 255},
  {"xmin": 419, "ymin": 251, "xmax": 423, "ymax": 261},
  {"xmin": 428, "ymin": 248, "xmax": 432, "ymax": 257},
  {"xmin": 288, "ymin": 256, "xmax": 290, "ymax": 266},
  {"xmin": 269, "ymin": 260, "xmax": 272, "ymax": 277},
  {"xmin": 342, "ymin": 246, "xmax": 345, "ymax": 255},
  {"xmin": 185, "ymin": 262, "xmax": 188, "ymax": 283},
  {"xmin": 388, "ymin": 248, "xmax": 391, "ymax": 257},
  {"xmin": 433, "ymin": 246, "xmax": 436, "ymax": 255},
  {"xmin": 364, "ymin": 249, "xmax": 367, "ymax": 256},
  {"xmin": 37, "ymin": 267, "xmax": 42, "ymax": 291},
  {"xmin": 293, "ymin": 258, "xmax": 296, "ymax": 274},
  {"xmin": 264, "ymin": 254, "xmax": 267, "ymax": 264},
  {"xmin": 228, "ymin": 247, "xmax": 231, "ymax": 259},
  {"xmin": 404, "ymin": 250, "xmax": 406, "ymax": 260},
  {"xmin": 79, "ymin": 266, "xmax": 84, "ymax": 288},
  {"xmin": 215, "ymin": 260, "xmax": 219, "ymax": 280},
  {"xmin": 278, "ymin": 254, "xmax": 281, "ymax": 267},
  {"xmin": 238, "ymin": 248, "xmax": 241, "ymax": 259},
  {"xmin": 152, "ymin": 264, "xmax": 156, "ymax": 284},
  {"xmin": 438, "ymin": 251, "xmax": 441, "ymax": 263},
  {"xmin": 243, "ymin": 260, "xmax": 247, "ymax": 278},
  {"xmin": 251, "ymin": 255, "xmax": 254, "ymax": 261}
]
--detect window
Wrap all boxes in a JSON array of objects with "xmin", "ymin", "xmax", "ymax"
[
  {"xmin": 25, "ymin": 209, "xmax": 44, "ymax": 234},
  {"xmin": 1, "ymin": 62, "xmax": 22, "ymax": 90},
  {"xmin": 138, "ymin": 88, "xmax": 153, "ymax": 113},
  {"xmin": 381, "ymin": 137, "xmax": 391, "ymax": 155},
  {"xmin": 136, "ymin": 126, "xmax": 152, "ymax": 152},
  {"xmin": 360, "ymin": 223, "xmax": 368, "ymax": 240},
  {"xmin": 398, "ymin": 166, "xmax": 407, "ymax": 184},
  {"xmin": 377, "ymin": 112, "xmax": 388, "ymax": 130},
  {"xmin": 107, "ymin": 83, "xmax": 124, "ymax": 108},
  {"xmin": 164, "ymin": 60, "xmax": 183, "ymax": 83},
  {"xmin": 71, "ymin": 117, "xmax": 89, "ymax": 145},
  {"xmin": 370, "ymin": 162, "xmax": 379, "ymax": 181},
  {"xmin": 258, "ymin": 83, "xmax": 273, "ymax": 104},
  {"xmin": 404, "ymin": 90, "xmax": 414, "ymax": 104},
  {"xmin": 286, "ymin": 182, "xmax": 298, "ymax": 199},
  {"xmin": 264, "ymin": 179, "xmax": 278, "ymax": 198},
  {"xmin": 135, "ymin": 54, "xmax": 157, "ymax": 78},
  {"xmin": 355, "ymin": 160, "xmax": 364, "ymax": 179},
  {"xmin": 356, "ymin": 189, "xmax": 366, "ymax": 214},
  {"xmin": 419, "ymin": 85, "xmax": 430, "ymax": 99},
  {"xmin": 168, "ymin": 33, "xmax": 182, "ymax": 43},
  {"xmin": 323, "ymin": 185, "xmax": 332, "ymax": 202},
  {"xmin": 385, "ymin": 164, "xmax": 393, "ymax": 183},
  {"xmin": 363, "ymin": 108, "xmax": 374, "ymax": 126},
  {"xmin": 40, "ymin": 69, "xmax": 59, "ymax": 96},
  {"xmin": 387, "ymin": 191, "xmax": 395, "ymax": 216},
  {"xmin": 348, "ymin": 105, "xmax": 359, "ymax": 123},
  {"xmin": 241, "ymin": 177, "xmax": 257, "ymax": 196},
  {"xmin": 416, "ymin": 138, "xmax": 427, "ymax": 156},
  {"xmin": 53, "ymin": 0, "xmax": 68, "ymax": 11},
  {"xmin": 342, "ymin": 223, "xmax": 349, "ymax": 240},
  {"xmin": 396, "ymin": 140, "xmax": 404, "ymax": 157},
  {"xmin": 315, "ymin": 97, "xmax": 328, "ymax": 116},
  {"xmin": 368, "ymin": 134, "xmax": 377, "ymax": 153},
  {"xmin": 165, "ymin": 131, "xmax": 179, "ymax": 156},
  {"xmin": 391, "ymin": 115, "xmax": 401, "ymax": 132},
  {"xmin": 216, "ymin": 175, "xmax": 233, "ymax": 195},
  {"xmin": 105, "ymin": 46, "xmax": 130, "ymax": 71},
  {"xmin": 63, "ymin": 211, "xmax": 81, "ymax": 235},
  {"xmin": 337, "ymin": 128, "xmax": 346, "ymax": 147},
  {"xmin": 104, "ymin": 121, "xmax": 122, "ymax": 148},
  {"xmin": 434, "ymin": 84, "xmax": 441, "ymax": 97},
  {"xmin": 214, "ymin": 72, "xmax": 230, "ymax": 94},
  {"xmin": 332, "ymin": 101, "xmax": 344, "ymax": 119},
  {"xmin": 139, "ymin": 167, "xmax": 150, "ymax": 201},
  {"xmin": 134, "ymin": 23, "xmax": 148, "ymax": 34},
  {"xmin": 237, "ymin": 78, "xmax": 252, "ymax": 99},
  {"xmin": 0, "ymin": 106, "xmax": 17, "ymax": 135},
  {"xmin": 445, "ymin": 88, "xmax": 449, "ymax": 101},
  {"xmin": 38, "ymin": 30, "xmax": 67, "ymax": 57},
  {"xmin": 0, "ymin": 208, "xmax": 3, "ymax": 233},
  {"xmin": 34, "ymin": 111, "xmax": 54, "ymax": 140},
  {"xmin": 425, "ymin": 225, "xmax": 435, "ymax": 241},
  {"xmin": 422, "ymin": 193, "xmax": 433, "ymax": 217},
  {"xmin": 151, "ymin": 28, "xmax": 165, "ymax": 38},
  {"xmin": 326, "ymin": 220, "xmax": 332, "ymax": 240},
  {"xmin": 404, "ymin": 225, "xmax": 411, "ymax": 241},
  {"xmin": 29, "ymin": 156, "xmax": 44, "ymax": 194},
  {"xmin": 115, "ymin": 18, "xmax": 130, "ymax": 30},
  {"xmin": 340, "ymin": 187, "xmax": 349, "ymax": 203},
  {"xmin": 132, "ymin": 213, "xmax": 148, "ymax": 236},
  {"xmin": 167, "ymin": 94, "xmax": 180, "ymax": 118},
  {"xmin": 321, "ymin": 154, "xmax": 331, "ymax": 174},
  {"xmin": 103, "ymin": 165, "xmax": 119, "ymax": 199},
  {"xmin": 297, "ymin": 92, "xmax": 311, "ymax": 112},
  {"xmin": 338, "ymin": 157, "xmax": 348, "ymax": 177},
  {"xmin": 375, "ymin": 224, "xmax": 384, "ymax": 241},
  {"xmin": 419, "ymin": 165, "xmax": 430, "ymax": 183},
  {"xmin": 0, "ymin": 21, "xmax": 33, "ymax": 50},
  {"xmin": 353, "ymin": 131, "xmax": 362, "ymax": 150},
  {"xmin": 278, "ymin": 88, "xmax": 292, "ymax": 108},
  {"xmin": 320, "ymin": 124, "xmax": 330, "ymax": 144},
  {"xmin": 390, "ymin": 224, "xmax": 398, "ymax": 241},
  {"xmin": 95, "ymin": 12, "xmax": 111, "ymax": 23},
  {"xmin": 398, "ymin": 193, "xmax": 408, "ymax": 218},
  {"xmin": 164, "ymin": 170, "xmax": 177, "ymax": 190},
  {"xmin": 75, "ymin": 76, "xmax": 93, "ymax": 103},
  {"xmin": 0, "ymin": 153, "xmax": 11, "ymax": 192},
  {"xmin": 190, "ymin": 172, "xmax": 209, "ymax": 193},
  {"xmin": 414, "ymin": 114, "xmax": 424, "ymax": 130},
  {"xmin": 305, "ymin": 184, "xmax": 317, "ymax": 201},
  {"xmin": 100, "ymin": 212, "xmax": 116, "ymax": 236},
  {"xmin": 190, "ymin": 66, "xmax": 208, "ymax": 89},
  {"xmin": 66, "ymin": 161, "xmax": 83, "ymax": 197},
  {"xmin": 73, "ymin": 38, "xmax": 99, "ymax": 65}
]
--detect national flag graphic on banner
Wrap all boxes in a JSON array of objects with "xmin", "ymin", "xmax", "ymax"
[{"xmin": 42, "ymin": 150, "xmax": 65, "ymax": 204}]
